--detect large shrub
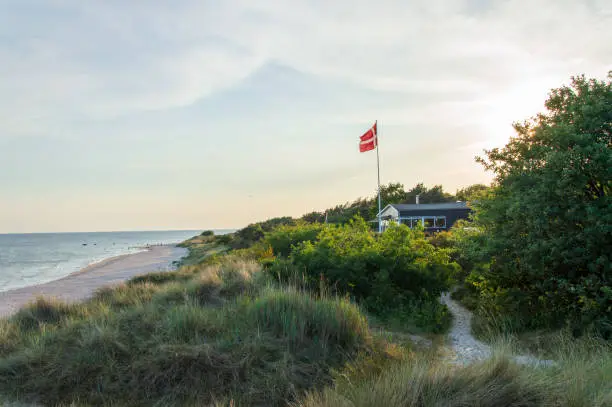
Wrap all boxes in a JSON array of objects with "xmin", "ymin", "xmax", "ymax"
[
  {"xmin": 265, "ymin": 223, "xmax": 326, "ymax": 258},
  {"xmin": 290, "ymin": 218, "xmax": 457, "ymax": 314},
  {"xmin": 231, "ymin": 216, "xmax": 297, "ymax": 249},
  {"xmin": 469, "ymin": 73, "xmax": 612, "ymax": 336}
]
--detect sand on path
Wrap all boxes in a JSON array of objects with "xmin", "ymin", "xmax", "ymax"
[
  {"xmin": 440, "ymin": 291, "xmax": 555, "ymax": 367},
  {"xmin": 0, "ymin": 245, "xmax": 187, "ymax": 317}
]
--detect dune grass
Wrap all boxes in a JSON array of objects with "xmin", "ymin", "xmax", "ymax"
[
  {"xmin": 0, "ymin": 258, "xmax": 383, "ymax": 406},
  {"xmin": 299, "ymin": 336, "xmax": 612, "ymax": 407},
  {"xmin": 177, "ymin": 234, "xmax": 230, "ymax": 266}
]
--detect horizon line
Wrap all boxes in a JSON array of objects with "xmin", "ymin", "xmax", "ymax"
[{"xmin": 0, "ymin": 228, "xmax": 238, "ymax": 236}]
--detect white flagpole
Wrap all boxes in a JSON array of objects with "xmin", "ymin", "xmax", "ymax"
[{"xmin": 376, "ymin": 120, "xmax": 382, "ymax": 233}]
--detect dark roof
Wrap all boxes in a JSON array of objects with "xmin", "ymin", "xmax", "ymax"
[{"xmin": 390, "ymin": 202, "xmax": 469, "ymax": 212}]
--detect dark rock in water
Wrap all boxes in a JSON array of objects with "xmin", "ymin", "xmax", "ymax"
[{"xmin": 82, "ymin": 243, "xmax": 87, "ymax": 246}]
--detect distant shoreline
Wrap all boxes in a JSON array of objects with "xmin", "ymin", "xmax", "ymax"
[
  {"xmin": 65, "ymin": 244, "xmax": 169, "ymax": 279},
  {"xmin": 0, "ymin": 244, "xmax": 188, "ymax": 317}
]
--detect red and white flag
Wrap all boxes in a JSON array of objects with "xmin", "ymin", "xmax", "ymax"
[{"xmin": 359, "ymin": 122, "xmax": 377, "ymax": 152}]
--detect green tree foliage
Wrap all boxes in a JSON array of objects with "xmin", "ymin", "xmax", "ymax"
[
  {"xmin": 455, "ymin": 184, "xmax": 490, "ymax": 202},
  {"xmin": 289, "ymin": 218, "xmax": 458, "ymax": 315},
  {"xmin": 404, "ymin": 183, "xmax": 456, "ymax": 204},
  {"xmin": 302, "ymin": 182, "xmax": 463, "ymax": 226},
  {"xmin": 379, "ymin": 182, "xmax": 408, "ymax": 204},
  {"xmin": 324, "ymin": 198, "xmax": 372, "ymax": 224},
  {"xmin": 368, "ymin": 182, "xmax": 409, "ymax": 218},
  {"xmin": 301, "ymin": 211, "xmax": 326, "ymax": 223},
  {"xmin": 469, "ymin": 73, "xmax": 612, "ymax": 335}
]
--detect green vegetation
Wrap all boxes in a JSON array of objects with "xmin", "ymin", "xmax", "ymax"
[
  {"xmin": 300, "ymin": 336, "xmax": 612, "ymax": 407},
  {"xmin": 177, "ymin": 231, "xmax": 230, "ymax": 266},
  {"xmin": 0, "ymin": 259, "xmax": 388, "ymax": 406},
  {"xmin": 0, "ymin": 73, "xmax": 610, "ymax": 406},
  {"xmin": 231, "ymin": 216, "xmax": 296, "ymax": 249},
  {"xmin": 265, "ymin": 222, "xmax": 325, "ymax": 258},
  {"xmin": 285, "ymin": 219, "xmax": 456, "ymax": 332},
  {"xmin": 457, "ymin": 73, "xmax": 612, "ymax": 337},
  {"xmin": 300, "ymin": 182, "xmax": 470, "ymax": 225}
]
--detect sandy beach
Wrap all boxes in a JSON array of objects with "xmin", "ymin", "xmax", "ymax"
[{"xmin": 0, "ymin": 245, "xmax": 187, "ymax": 317}]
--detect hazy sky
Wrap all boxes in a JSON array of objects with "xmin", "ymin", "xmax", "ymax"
[{"xmin": 1, "ymin": 0, "xmax": 610, "ymax": 233}]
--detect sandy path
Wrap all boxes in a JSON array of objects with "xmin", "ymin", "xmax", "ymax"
[
  {"xmin": 440, "ymin": 292, "xmax": 555, "ymax": 367},
  {"xmin": 440, "ymin": 292, "xmax": 492, "ymax": 364},
  {"xmin": 0, "ymin": 245, "xmax": 187, "ymax": 317}
]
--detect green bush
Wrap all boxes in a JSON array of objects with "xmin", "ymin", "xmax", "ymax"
[
  {"xmin": 290, "ymin": 218, "xmax": 457, "ymax": 316},
  {"xmin": 214, "ymin": 233, "xmax": 233, "ymax": 245},
  {"xmin": 231, "ymin": 216, "xmax": 296, "ymax": 249},
  {"xmin": 265, "ymin": 223, "xmax": 325, "ymax": 257}
]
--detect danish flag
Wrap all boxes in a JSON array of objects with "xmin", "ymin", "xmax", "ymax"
[{"xmin": 359, "ymin": 122, "xmax": 377, "ymax": 153}]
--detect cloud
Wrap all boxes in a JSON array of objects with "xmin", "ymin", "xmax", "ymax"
[
  {"xmin": 197, "ymin": 0, "xmax": 610, "ymax": 88},
  {"xmin": 0, "ymin": 0, "xmax": 610, "ymax": 231},
  {"xmin": 0, "ymin": 1, "xmax": 264, "ymax": 131},
  {"xmin": 1, "ymin": 0, "xmax": 610, "ymax": 134}
]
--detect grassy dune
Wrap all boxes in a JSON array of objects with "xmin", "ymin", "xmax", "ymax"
[
  {"xmin": 300, "ymin": 337, "xmax": 612, "ymax": 407},
  {"xmin": 0, "ymin": 258, "xmax": 388, "ymax": 406},
  {"xmin": 176, "ymin": 233, "xmax": 230, "ymax": 266}
]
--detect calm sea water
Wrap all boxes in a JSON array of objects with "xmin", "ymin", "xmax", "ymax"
[{"xmin": 0, "ymin": 230, "xmax": 229, "ymax": 293}]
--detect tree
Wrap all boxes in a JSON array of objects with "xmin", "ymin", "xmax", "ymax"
[
  {"xmin": 471, "ymin": 73, "xmax": 612, "ymax": 335},
  {"xmin": 368, "ymin": 182, "xmax": 407, "ymax": 218},
  {"xmin": 455, "ymin": 184, "xmax": 490, "ymax": 202},
  {"xmin": 379, "ymin": 182, "xmax": 407, "ymax": 204},
  {"xmin": 301, "ymin": 211, "xmax": 326, "ymax": 223},
  {"xmin": 404, "ymin": 183, "xmax": 455, "ymax": 204}
]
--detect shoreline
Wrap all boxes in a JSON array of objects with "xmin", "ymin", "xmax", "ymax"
[
  {"xmin": 65, "ymin": 245, "xmax": 153, "ymax": 279},
  {"xmin": 0, "ymin": 244, "xmax": 188, "ymax": 317}
]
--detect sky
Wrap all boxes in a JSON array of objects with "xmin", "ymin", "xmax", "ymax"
[{"xmin": 0, "ymin": 0, "xmax": 610, "ymax": 233}]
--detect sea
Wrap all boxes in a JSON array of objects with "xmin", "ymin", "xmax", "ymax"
[{"xmin": 0, "ymin": 230, "xmax": 231, "ymax": 293}]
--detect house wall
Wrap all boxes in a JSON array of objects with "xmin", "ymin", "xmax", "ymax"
[{"xmin": 381, "ymin": 205, "xmax": 399, "ymax": 220}]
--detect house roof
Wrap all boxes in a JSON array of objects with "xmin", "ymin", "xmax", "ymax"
[{"xmin": 389, "ymin": 202, "xmax": 470, "ymax": 212}]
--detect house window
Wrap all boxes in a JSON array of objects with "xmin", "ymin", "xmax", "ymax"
[
  {"xmin": 400, "ymin": 216, "xmax": 447, "ymax": 229},
  {"xmin": 402, "ymin": 217, "xmax": 422, "ymax": 228},
  {"xmin": 424, "ymin": 217, "xmax": 435, "ymax": 228},
  {"xmin": 435, "ymin": 217, "xmax": 446, "ymax": 228}
]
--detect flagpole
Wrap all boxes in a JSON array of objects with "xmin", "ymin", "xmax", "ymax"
[{"xmin": 376, "ymin": 120, "xmax": 382, "ymax": 233}]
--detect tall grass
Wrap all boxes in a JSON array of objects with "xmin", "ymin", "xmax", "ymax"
[
  {"xmin": 0, "ymin": 259, "xmax": 379, "ymax": 406},
  {"xmin": 298, "ymin": 334, "xmax": 612, "ymax": 407}
]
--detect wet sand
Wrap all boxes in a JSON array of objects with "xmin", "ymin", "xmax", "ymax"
[{"xmin": 0, "ymin": 245, "xmax": 187, "ymax": 317}]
